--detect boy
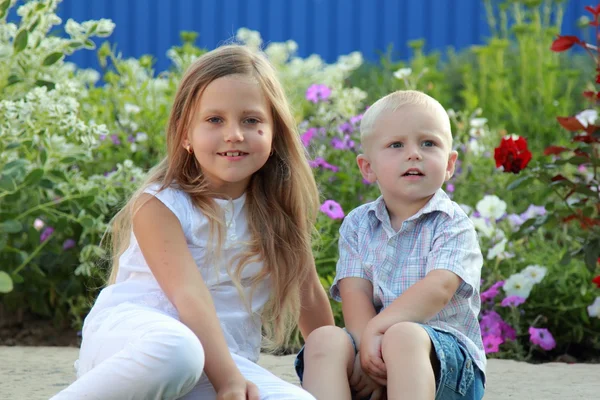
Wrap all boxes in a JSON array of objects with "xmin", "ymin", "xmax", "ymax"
[{"xmin": 297, "ymin": 90, "xmax": 485, "ymax": 400}]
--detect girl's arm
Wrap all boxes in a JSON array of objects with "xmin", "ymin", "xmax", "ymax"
[
  {"xmin": 298, "ymin": 262, "xmax": 335, "ymax": 339},
  {"xmin": 133, "ymin": 195, "xmax": 244, "ymax": 393}
]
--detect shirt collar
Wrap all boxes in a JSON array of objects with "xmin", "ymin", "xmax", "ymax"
[{"xmin": 367, "ymin": 188, "xmax": 455, "ymax": 224}]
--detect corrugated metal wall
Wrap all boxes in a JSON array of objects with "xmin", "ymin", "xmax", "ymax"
[{"xmin": 46, "ymin": 0, "xmax": 590, "ymax": 72}]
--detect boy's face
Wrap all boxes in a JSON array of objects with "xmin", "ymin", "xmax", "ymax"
[{"xmin": 357, "ymin": 105, "xmax": 457, "ymax": 205}]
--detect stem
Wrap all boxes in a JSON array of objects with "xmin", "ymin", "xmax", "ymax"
[
  {"xmin": 14, "ymin": 193, "xmax": 90, "ymax": 221},
  {"xmin": 12, "ymin": 234, "xmax": 53, "ymax": 276}
]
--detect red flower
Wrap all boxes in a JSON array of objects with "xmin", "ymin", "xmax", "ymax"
[
  {"xmin": 494, "ymin": 136, "xmax": 532, "ymax": 174},
  {"xmin": 544, "ymin": 146, "xmax": 569, "ymax": 156},
  {"xmin": 593, "ymin": 275, "xmax": 600, "ymax": 288},
  {"xmin": 550, "ymin": 35, "xmax": 583, "ymax": 52},
  {"xmin": 586, "ymin": 5, "xmax": 600, "ymax": 17},
  {"xmin": 557, "ymin": 116, "xmax": 586, "ymax": 132}
]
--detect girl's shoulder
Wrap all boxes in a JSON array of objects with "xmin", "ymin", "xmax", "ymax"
[{"xmin": 142, "ymin": 182, "xmax": 196, "ymax": 232}]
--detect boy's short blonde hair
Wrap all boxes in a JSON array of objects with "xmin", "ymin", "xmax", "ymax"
[{"xmin": 360, "ymin": 90, "xmax": 452, "ymax": 148}]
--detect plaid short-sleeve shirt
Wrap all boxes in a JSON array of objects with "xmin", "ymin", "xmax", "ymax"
[{"xmin": 330, "ymin": 189, "xmax": 486, "ymax": 375}]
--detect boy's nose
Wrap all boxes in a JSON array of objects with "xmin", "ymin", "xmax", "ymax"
[{"xmin": 407, "ymin": 147, "xmax": 422, "ymax": 160}]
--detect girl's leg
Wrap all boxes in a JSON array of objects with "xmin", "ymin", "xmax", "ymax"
[
  {"xmin": 301, "ymin": 326, "xmax": 355, "ymax": 400},
  {"xmin": 381, "ymin": 322, "xmax": 437, "ymax": 400},
  {"xmin": 180, "ymin": 352, "xmax": 316, "ymax": 400},
  {"xmin": 51, "ymin": 304, "xmax": 205, "ymax": 400}
]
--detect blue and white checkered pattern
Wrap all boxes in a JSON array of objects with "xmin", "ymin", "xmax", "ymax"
[{"xmin": 331, "ymin": 189, "xmax": 486, "ymax": 376}]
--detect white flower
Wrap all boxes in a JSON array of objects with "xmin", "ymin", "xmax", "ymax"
[
  {"xmin": 476, "ymin": 195, "xmax": 507, "ymax": 221},
  {"xmin": 393, "ymin": 68, "xmax": 412, "ymax": 80},
  {"xmin": 470, "ymin": 118, "xmax": 487, "ymax": 128},
  {"xmin": 471, "ymin": 216, "xmax": 494, "ymax": 239},
  {"xmin": 124, "ymin": 103, "xmax": 140, "ymax": 115},
  {"xmin": 467, "ymin": 138, "xmax": 485, "ymax": 156},
  {"xmin": 446, "ymin": 109, "xmax": 456, "ymax": 118},
  {"xmin": 503, "ymin": 273, "xmax": 535, "ymax": 299},
  {"xmin": 123, "ymin": 159, "xmax": 134, "ymax": 169},
  {"xmin": 575, "ymin": 109, "xmax": 598, "ymax": 128},
  {"xmin": 135, "ymin": 132, "xmax": 148, "ymax": 142},
  {"xmin": 521, "ymin": 265, "xmax": 547, "ymax": 284},
  {"xmin": 33, "ymin": 219, "xmax": 45, "ymax": 231},
  {"xmin": 588, "ymin": 297, "xmax": 600, "ymax": 318},
  {"xmin": 487, "ymin": 238, "xmax": 507, "ymax": 260}
]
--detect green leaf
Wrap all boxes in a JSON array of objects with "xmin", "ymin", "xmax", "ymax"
[
  {"xmin": 77, "ymin": 195, "xmax": 96, "ymax": 207},
  {"xmin": 35, "ymin": 80, "xmax": 55, "ymax": 90},
  {"xmin": 40, "ymin": 148, "xmax": 47, "ymax": 165},
  {"xmin": 0, "ymin": 0, "xmax": 10, "ymax": 19},
  {"xmin": 584, "ymin": 240, "xmax": 600, "ymax": 272},
  {"xmin": 13, "ymin": 29, "xmax": 28, "ymax": 53},
  {"xmin": 28, "ymin": 17, "xmax": 40, "ymax": 32},
  {"xmin": 0, "ymin": 271, "xmax": 13, "ymax": 294},
  {"xmin": 39, "ymin": 178, "xmax": 54, "ymax": 189},
  {"xmin": 0, "ymin": 234, "xmax": 6, "ymax": 252},
  {"xmin": 0, "ymin": 173, "xmax": 17, "ymax": 191},
  {"xmin": 507, "ymin": 175, "xmax": 533, "ymax": 191},
  {"xmin": 0, "ymin": 220, "xmax": 22, "ymax": 233},
  {"xmin": 84, "ymin": 39, "xmax": 95, "ymax": 49},
  {"xmin": 23, "ymin": 168, "xmax": 44, "ymax": 186},
  {"xmin": 5, "ymin": 142, "xmax": 20, "ymax": 150},
  {"xmin": 3, "ymin": 159, "xmax": 28, "ymax": 174},
  {"xmin": 11, "ymin": 273, "xmax": 24, "ymax": 284},
  {"xmin": 80, "ymin": 216, "xmax": 94, "ymax": 229},
  {"xmin": 42, "ymin": 52, "xmax": 63, "ymax": 66},
  {"xmin": 7, "ymin": 75, "xmax": 22, "ymax": 86}
]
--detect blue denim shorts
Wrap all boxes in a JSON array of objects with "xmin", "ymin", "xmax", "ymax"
[{"xmin": 295, "ymin": 324, "xmax": 484, "ymax": 400}]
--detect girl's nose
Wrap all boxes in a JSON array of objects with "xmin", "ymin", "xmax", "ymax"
[{"xmin": 224, "ymin": 124, "xmax": 244, "ymax": 142}]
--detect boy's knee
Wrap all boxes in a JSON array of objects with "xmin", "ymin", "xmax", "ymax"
[
  {"xmin": 304, "ymin": 326, "xmax": 352, "ymax": 359},
  {"xmin": 382, "ymin": 322, "xmax": 431, "ymax": 355}
]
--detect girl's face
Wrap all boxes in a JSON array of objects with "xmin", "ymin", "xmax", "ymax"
[{"xmin": 184, "ymin": 74, "xmax": 273, "ymax": 199}]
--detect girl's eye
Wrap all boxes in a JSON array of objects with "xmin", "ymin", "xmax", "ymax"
[
  {"xmin": 244, "ymin": 118, "xmax": 260, "ymax": 125},
  {"xmin": 389, "ymin": 142, "xmax": 403, "ymax": 148},
  {"xmin": 207, "ymin": 117, "xmax": 222, "ymax": 124},
  {"xmin": 422, "ymin": 140, "xmax": 435, "ymax": 147}
]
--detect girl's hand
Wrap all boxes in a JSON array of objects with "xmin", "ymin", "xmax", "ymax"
[
  {"xmin": 216, "ymin": 377, "xmax": 260, "ymax": 400},
  {"xmin": 349, "ymin": 352, "xmax": 385, "ymax": 400},
  {"xmin": 359, "ymin": 328, "xmax": 387, "ymax": 386}
]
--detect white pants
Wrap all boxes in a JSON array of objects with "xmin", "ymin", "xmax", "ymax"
[{"xmin": 51, "ymin": 304, "xmax": 314, "ymax": 400}]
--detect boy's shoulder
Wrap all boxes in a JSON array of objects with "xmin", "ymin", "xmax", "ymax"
[{"xmin": 344, "ymin": 196, "xmax": 384, "ymax": 224}]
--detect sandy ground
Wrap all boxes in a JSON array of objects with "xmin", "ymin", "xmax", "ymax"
[{"xmin": 1, "ymin": 346, "xmax": 598, "ymax": 399}]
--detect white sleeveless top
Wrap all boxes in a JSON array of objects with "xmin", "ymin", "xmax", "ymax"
[{"xmin": 83, "ymin": 184, "xmax": 270, "ymax": 362}]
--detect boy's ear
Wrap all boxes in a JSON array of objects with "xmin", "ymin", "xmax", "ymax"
[
  {"xmin": 445, "ymin": 150, "xmax": 459, "ymax": 181},
  {"xmin": 357, "ymin": 154, "xmax": 377, "ymax": 183}
]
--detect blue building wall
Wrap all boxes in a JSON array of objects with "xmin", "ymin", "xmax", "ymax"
[{"xmin": 46, "ymin": 0, "xmax": 590, "ymax": 72}]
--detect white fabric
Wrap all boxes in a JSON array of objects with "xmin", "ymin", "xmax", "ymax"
[
  {"xmin": 85, "ymin": 183, "xmax": 270, "ymax": 362},
  {"xmin": 51, "ymin": 304, "xmax": 314, "ymax": 400},
  {"xmin": 51, "ymin": 184, "xmax": 311, "ymax": 399}
]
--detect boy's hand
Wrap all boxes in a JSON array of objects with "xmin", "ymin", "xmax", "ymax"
[
  {"xmin": 359, "ymin": 327, "xmax": 387, "ymax": 385},
  {"xmin": 350, "ymin": 352, "xmax": 386, "ymax": 400}
]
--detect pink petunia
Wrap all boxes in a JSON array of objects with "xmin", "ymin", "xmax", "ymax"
[
  {"xmin": 305, "ymin": 84, "xmax": 331, "ymax": 103},
  {"xmin": 528, "ymin": 327, "xmax": 556, "ymax": 351},
  {"xmin": 501, "ymin": 295, "xmax": 526, "ymax": 307},
  {"xmin": 483, "ymin": 335, "xmax": 504, "ymax": 354},
  {"xmin": 320, "ymin": 200, "xmax": 345, "ymax": 220}
]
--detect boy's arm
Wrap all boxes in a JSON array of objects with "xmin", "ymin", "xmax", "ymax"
[
  {"xmin": 368, "ymin": 216, "xmax": 482, "ymax": 335},
  {"xmin": 339, "ymin": 277, "xmax": 377, "ymax": 349},
  {"xmin": 299, "ymin": 260, "xmax": 335, "ymax": 339},
  {"xmin": 369, "ymin": 270, "xmax": 461, "ymax": 333}
]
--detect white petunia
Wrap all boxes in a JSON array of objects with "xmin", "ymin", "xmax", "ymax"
[
  {"xmin": 486, "ymin": 238, "xmax": 507, "ymax": 260},
  {"xmin": 470, "ymin": 118, "xmax": 488, "ymax": 128},
  {"xmin": 471, "ymin": 216, "xmax": 494, "ymax": 239},
  {"xmin": 393, "ymin": 68, "xmax": 412, "ymax": 80},
  {"xmin": 503, "ymin": 273, "xmax": 535, "ymax": 299},
  {"xmin": 588, "ymin": 297, "xmax": 600, "ymax": 318},
  {"xmin": 521, "ymin": 265, "xmax": 547, "ymax": 284},
  {"xmin": 476, "ymin": 195, "xmax": 507, "ymax": 221},
  {"xmin": 124, "ymin": 103, "xmax": 140, "ymax": 115},
  {"xmin": 575, "ymin": 109, "xmax": 598, "ymax": 128}
]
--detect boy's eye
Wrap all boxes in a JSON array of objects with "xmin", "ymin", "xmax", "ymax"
[
  {"xmin": 422, "ymin": 140, "xmax": 435, "ymax": 147},
  {"xmin": 389, "ymin": 142, "xmax": 403, "ymax": 148}
]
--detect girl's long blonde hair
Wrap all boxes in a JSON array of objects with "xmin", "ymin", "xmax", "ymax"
[{"xmin": 106, "ymin": 45, "xmax": 319, "ymax": 349}]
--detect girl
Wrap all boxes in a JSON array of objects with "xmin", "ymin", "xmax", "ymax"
[{"xmin": 52, "ymin": 45, "xmax": 334, "ymax": 400}]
